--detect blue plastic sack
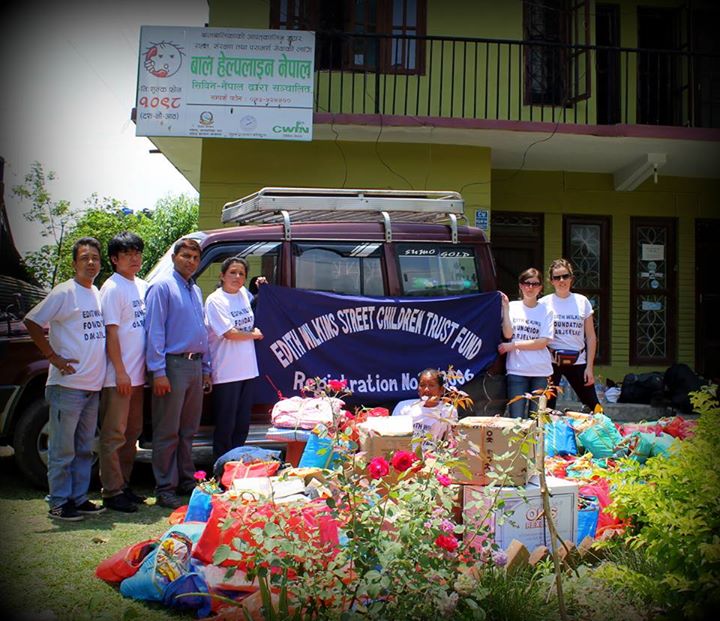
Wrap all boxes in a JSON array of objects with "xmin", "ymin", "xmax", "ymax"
[
  {"xmin": 298, "ymin": 434, "xmax": 338, "ymax": 468},
  {"xmin": 545, "ymin": 418, "xmax": 577, "ymax": 457},
  {"xmin": 162, "ymin": 559, "xmax": 211, "ymax": 618},
  {"xmin": 576, "ymin": 414, "xmax": 623, "ymax": 458},
  {"xmin": 120, "ymin": 522, "xmax": 206, "ymax": 602},
  {"xmin": 212, "ymin": 446, "xmax": 282, "ymax": 480},
  {"xmin": 576, "ymin": 496, "xmax": 600, "ymax": 544},
  {"xmin": 184, "ymin": 486, "xmax": 214, "ymax": 523}
]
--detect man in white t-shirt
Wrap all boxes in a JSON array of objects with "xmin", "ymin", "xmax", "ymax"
[
  {"xmin": 98, "ymin": 232, "xmax": 149, "ymax": 513},
  {"xmin": 24, "ymin": 238, "xmax": 107, "ymax": 522}
]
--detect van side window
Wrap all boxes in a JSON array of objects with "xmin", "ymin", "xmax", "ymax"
[
  {"xmin": 194, "ymin": 242, "xmax": 281, "ymax": 300},
  {"xmin": 396, "ymin": 244, "xmax": 480, "ymax": 296},
  {"xmin": 294, "ymin": 242, "xmax": 384, "ymax": 296}
]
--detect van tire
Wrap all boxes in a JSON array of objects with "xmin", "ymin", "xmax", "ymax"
[{"xmin": 13, "ymin": 398, "xmax": 50, "ymax": 490}]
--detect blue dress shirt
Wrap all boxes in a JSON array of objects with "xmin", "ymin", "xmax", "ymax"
[{"xmin": 145, "ymin": 269, "xmax": 210, "ymax": 376}]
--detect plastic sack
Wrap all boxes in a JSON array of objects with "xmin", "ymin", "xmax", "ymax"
[
  {"xmin": 184, "ymin": 486, "xmax": 215, "ymax": 523},
  {"xmin": 270, "ymin": 396, "xmax": 343, "ymax": 430},
  {"xmin": 95, "ymin": 538, "xmax": 158, "ymax": 584},
  {"xmin": 298, "ymin": 434, "xmax": 338, "ymax": 468},
  {"xmin": 220, "ymin": 460, "xmax": 281, "ymax": 489},
  {"xmin": 576, "ymin": 414, "xmax": 623, "ymax": 458},
  {"xmin": 161, "ymin": 559, "xmax": 211, "ymax": 618},
  {"xmin": 213, "ymin": 446, "xmax": 283, "ymax": 481},
  {"xmin": 544, "ymin": 418, "xmax": 577, "ymax": 457},
  {"xmin": 576, "ymin": 496, "xmax": 600, "ymax": 544},
  {"xmin": 119, "ymin": 522, "xmax": 206, "ymax": 602}
]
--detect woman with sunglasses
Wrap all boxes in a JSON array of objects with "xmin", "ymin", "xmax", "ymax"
[
  {"xmin": 498, "ymin": 268, "xmax": 554, "ymax": 418},
  {"xmin": 539, "ymin": 258, "xmax": 599, "ymax": 410}
]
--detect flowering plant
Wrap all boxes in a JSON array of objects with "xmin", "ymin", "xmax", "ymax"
[{"xmin": 213, "ymin": 377, "xmax": 515, "ymax": 620}]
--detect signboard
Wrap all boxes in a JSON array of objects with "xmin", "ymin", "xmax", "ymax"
[
  {"xmin": 254, "ymin": 285, "xmax": 502, "ymax": 404},
  {"xmin": 474, "ymin": 208, "xmax": 489, "ymax": 232},
  {"xmin": 136, "ymin": 26, "xmax": 315, "ymax": 140}
]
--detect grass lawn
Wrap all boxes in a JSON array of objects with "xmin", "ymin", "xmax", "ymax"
[{"xmin": 0, "ymin": 456, "xmax": 192, "ymax": 621}]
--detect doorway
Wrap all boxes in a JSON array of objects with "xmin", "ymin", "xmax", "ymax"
[
  {"xmin": 490, "ymin": 212, "xmax": 544, "ymax": 299},
  {"xmin": 596, "ymin": 4, "xmax": 620, "ymax": 124}
]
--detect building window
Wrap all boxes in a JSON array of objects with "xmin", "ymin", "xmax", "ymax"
[
  {"xmin": 270, "ymin": 0, "xmax": 425, "ymax": 73},
  {"xmin": 630, "ymin": 218, "xmax": 677, "ymax": 365},
  {"xmin": 523, "ymin": 0, "xmax": 590, "ymax": 106},
  {"xmin": 563, "ymin": 216, "xmax": 611, "ymax": 365}
]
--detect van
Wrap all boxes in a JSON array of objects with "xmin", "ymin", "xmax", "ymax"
[{"xmin": 3, "ymin": 187, "xmax": 505, "ymax": 488}]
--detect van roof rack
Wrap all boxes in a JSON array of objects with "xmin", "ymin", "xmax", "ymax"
[{"xmin": 221, "ymin": 187, "xmax": 465, "ymax": 242}]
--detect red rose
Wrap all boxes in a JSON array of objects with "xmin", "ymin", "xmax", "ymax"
[
  {"xmin": 436, "ymin": 473, "xmax": 452, "ymax": 487},
  {"xmin": 434, "ymin": 534, "xmax": 459, "ymax": 552},
  {"xmin": 391, "ymin": 450, "xmax": 417, "ymax": 473},
  {"xmin": 367, "ymin": 457, "xmax": 390, "ymax": 479},
  {"xmin": 327, "ymin": 379, "xmax": 347, "ymax": 392},
  {"xmin": 366, "ymin": 407, "xmax": 389, "ymax": 417}
]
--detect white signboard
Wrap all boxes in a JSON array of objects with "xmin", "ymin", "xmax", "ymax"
[
  {"xmin": 641, "ymin": 244, "xmax": 664, "ymax": 261},
  {"xmin": 136, "ymin": 26, "xmax": 315, "ymax": 141}
]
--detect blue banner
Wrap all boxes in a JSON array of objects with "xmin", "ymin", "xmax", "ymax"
[{"xmin": 254, "ymin": 285, "xmax": 502, "ymax": 405}]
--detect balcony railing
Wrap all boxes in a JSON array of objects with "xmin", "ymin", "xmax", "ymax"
[{"xmin": 311, "ymin": 31, "xmax": 720, "ymax": 129}]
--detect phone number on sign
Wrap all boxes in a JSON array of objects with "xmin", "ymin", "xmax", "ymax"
[{"xmin": 138, "ymin": 96, "xmax": 181, "ymax": 109}]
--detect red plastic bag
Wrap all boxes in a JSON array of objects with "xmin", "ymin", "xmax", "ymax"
[
  {"xmin": 220, "ymin": 460, "xmax": 281, "ymax": 489},
  {"xmin": 95, "ymin": 538, "xmax": 158, "ymax": 583}
]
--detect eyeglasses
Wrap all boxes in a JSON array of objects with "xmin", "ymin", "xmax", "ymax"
[
  {"xmin": 551, "ymin": 273, "xmax": 572, "ymax": 281},
  {"xmin": 520, "ymin": 281, "xmax": 542, "ymax": 287}
]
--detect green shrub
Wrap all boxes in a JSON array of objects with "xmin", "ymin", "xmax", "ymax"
[{"xmin": 602, "ymin": 385, "xmax": 720, "ymax": 619}]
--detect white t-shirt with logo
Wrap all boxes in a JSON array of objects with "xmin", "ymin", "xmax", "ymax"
[
  {"xmin": 539, "ymin": 292, "xmax": 594, "ymax": 365},
  {"xmin": 391, "ymin": 398, "xmax": 458, "ymax": 445},
  {"xmin": 100, "ymin": 272, "xmax": 148, "ymax": 387},
  {"xmin": 25, "ymin": 279, "xmax": 106, "ymax": 391},
  {"xmin": 205, "ymin": 287, "xmax": 259, "ymax": 385},
  {"xmin": 506, "ymin": 300, "xmax": 554, "ymax": 377}
]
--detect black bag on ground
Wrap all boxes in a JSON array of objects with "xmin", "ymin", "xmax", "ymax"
[
  {"xmin": 618, "ymin": 372, "xmax": 665, "ymax": 405},
  {"xmin": 664, "ymin": 363, "xmax": 705, "ymax": 413}
]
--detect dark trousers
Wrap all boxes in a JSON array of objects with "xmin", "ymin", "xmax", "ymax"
[
  {"xmin": 151, "ymin": 356, "xmax": 203, "ymax": 493},
  {"xmin": 548, "ymin": 363, "xmax": 599, "ymax": 411},
  {"xmin": 212, "ymin": 377, "xmax": 255, "ymax": 462}
]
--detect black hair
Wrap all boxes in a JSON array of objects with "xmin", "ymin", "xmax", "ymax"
[
  {"xmin": 219, "ymin": 255, "xmax": 249, "ymax": 275},
  {"xmin": 418, "ymin": 368, "xmax": 444, "ymax": 387},
  {"xmin": 72, "ymin": 237, "xmax": 101, "ymax": 261},
  {"xmin": 248, "ymin": 275, "xmax": 261, "ymax": 296},
  {"xmin": 108, "ymin": 232, "xmax": 144, "ymax": 271},
  {"xmin": 173, "ymin": 238, "xmax": 201, "ymax": 255}
]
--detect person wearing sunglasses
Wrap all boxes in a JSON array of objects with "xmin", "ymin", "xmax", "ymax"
[
  {"xmin": 498, "ymin": 268, "xmax": 554, "ymax": 418},
  {"xmin": 539, "ymin": 258, "xmax": 599, "ymax": 411}
]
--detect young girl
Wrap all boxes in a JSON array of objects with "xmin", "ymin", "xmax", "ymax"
[
  {"xmin": 392, "ymin": 368, "xmax": 458, "ymax": 446},
  {"xmin": 498, "ymin": 267, "xmax": 554, "ymax": 418},
  {"xmin": 539, "ymin": 258, "xmax": 599, "ymax": 410}
]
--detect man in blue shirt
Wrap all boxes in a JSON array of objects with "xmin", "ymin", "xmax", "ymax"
[{"xmin": 145, "ymin": 238, "xmax": 211, "ymax": 509}]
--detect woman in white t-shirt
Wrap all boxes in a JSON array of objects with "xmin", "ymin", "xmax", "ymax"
[
  {"xmin": 498, "ymin": 268, "xmax": 554, "ymax": 418},
  {"xmin": 205, "ymin": 257, "xmax": 265, "ymax": 461},
  {"xmin": 539, "ymin": 258, "xmax": 599, "ymax": 411},
  {"xmin": 392, "ymin": 368, "xmax": 457, "ymax": 448}
]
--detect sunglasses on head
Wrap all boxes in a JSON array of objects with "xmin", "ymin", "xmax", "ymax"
[
  {"xmin": 551, "ymin": 273, "xmax": 572, "ymax": 281},
  {"xmin": 520, "ymin": 281, "xmax": 542, "ymax": 287}
]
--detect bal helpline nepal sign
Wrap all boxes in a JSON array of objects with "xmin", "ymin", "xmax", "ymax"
[
  {"xmin": 136, "ymin": 26, "xmax": 315, "ymax": 141},
  {"xmin": 254, "ymin": 285, "xmax": 503, "ymax": 404}
]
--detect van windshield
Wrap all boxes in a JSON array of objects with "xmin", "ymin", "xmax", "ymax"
[{"xmin": 396, "ymin": 244, "xmax": 480, "ymax": 296}]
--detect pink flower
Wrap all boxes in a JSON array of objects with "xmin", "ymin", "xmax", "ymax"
[
  {"xmin": 436, "ymin": 473, "xmax": 452, "ymax": 487},
  {"xmin": 367, "ymin": 457, "xmax": 390, "ymax": 480},
  {"xmin": 434, "ymin": 534, "xmax": 459, "ymax": 552},
  {"xmin": 391, "ymin": 450, "xmax": 417, "ymax": 473},
  {"xmin": 327, "ymin": 378, "xmax": 347, "ymax": 392},
  {"xmin": 440, "ymin": 518, "xmax": 455, "ymax": 533},
  {"xmin": 193, "ymin": 470, "xmax": 207, "ymax": 481}
]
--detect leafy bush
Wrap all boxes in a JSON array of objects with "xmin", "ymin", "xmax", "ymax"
[{"xmin": 602, "ymin": 385, "xmax": 720, "ymax": 619}]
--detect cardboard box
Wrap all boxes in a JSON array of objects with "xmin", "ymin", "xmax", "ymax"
[
  {"xmin": 357, "ymin": 415, "xmax": 414, "ymax": 459},
  {"xmin": 452, "ymin": 416, "xmax": 538, "ymax": 486},
  {"xmin": 462, "ymin": 475, "xmax": 578, "ymax": 550}
]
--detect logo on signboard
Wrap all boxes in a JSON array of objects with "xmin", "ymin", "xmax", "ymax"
[
  {"xmin": 272, "ymin": 121, "xmax": 309, "ymax": 134},
  {"xmin": 240, "ymin": 115, "xmax": 257, "ymax": 131},
  {"xmin": 144, "ymin": 41, "xmax": 184, "ymax": 78},
  {"xmin": 199, "ymin": 111, "xmax": 214, "ymax": 126}
]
